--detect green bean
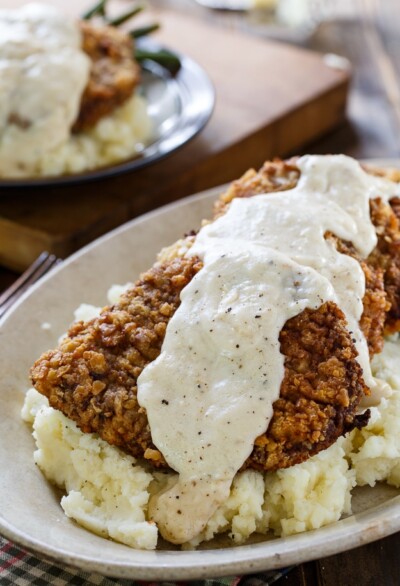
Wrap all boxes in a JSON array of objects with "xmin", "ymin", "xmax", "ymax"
[
  {"xmin": 107, "ymin": 5, "xmax": 144, "ymax": 27},
  {"xmin": 82, "ymin": 2, "xmax": 179, "ymax": 74},
  {"xmin": 82, "ymin": 0, "xmax": 108, "ymax": 20},
  {"xmin": 130, "ymin": 23, "xmax": 160, "ymax": 39},
  {"xmin": 135, "ymin": 48, "xmax": 181, "ymax": 75}
]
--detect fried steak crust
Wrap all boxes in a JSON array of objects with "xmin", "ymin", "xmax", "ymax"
[
  {"xmin": 31, "ymin": 258, "xmax": 202, "ymax": 461},
  {"xmin": 31, "ymin": 158, "xmax": 400, "ymax": 473},
  {"xmin": 368, "ymin": 195, "xmax": 400, "ymax": 333},
  {"xmin": 247, "ymin": 302, "xmax": 369, "ymax": 471},
  {"xmin": 217, "ymin": 159, "xmax": 400, "ymax": 352},
  {"xmin": 30, "ymin": 267, "xmax": 369, "ymax": 472},
  {"xmin": 73, "ymin": 21, "xmax": 140, "ymax": 132}
]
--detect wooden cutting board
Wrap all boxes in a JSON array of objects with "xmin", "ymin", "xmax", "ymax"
[{"xmin": 0, "ymin": 3, "xmax": 350, "ymax": 271}]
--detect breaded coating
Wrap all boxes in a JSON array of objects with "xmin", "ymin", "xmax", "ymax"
[
  {"xmin": 333, "ymin": 236, "xmax": 388, "ymax": 357},
  {"xmin": 32, "ymin": 158, "xmax": 400, "ymax": 474},
  {"xmin": 31, "ymin": 264, "xmax": 369, "ymax": 471},
  {"xmin": 361, "ymin": 166, "xmax": 400, "ymax": 331},
  {"xmin": 73, "ymin": 21, "xmax": 140, "ymax": 132},
  {"xmin": 31, "ymin": 257, "xmax": 202, "ymax": 461},
  {"xmin": 368, "ymin": 196, "xmax": 400, "ymax": 333},
  {"xmin": 31, "ymin": 278, "xmax": 369, "ymax": 472},
  {"xmin": 247, "ymin": 302, "xmax": 370, "ymax": 471},
  {"xmin": 213, "ymin": 159, "xmax": 300, "ymax": 218},
  {"xmin": 217, "ymin": 159, "xmax": 400, "ymax": 353}
]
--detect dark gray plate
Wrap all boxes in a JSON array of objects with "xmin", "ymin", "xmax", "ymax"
[{"xmin": 0, "ymin": 43, "xmax": 215, "ymax": 188}]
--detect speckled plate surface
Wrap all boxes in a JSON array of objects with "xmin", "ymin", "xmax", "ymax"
[{"xmin": 1, "ymin": 163, "xmax": 400, "ymax": 580}]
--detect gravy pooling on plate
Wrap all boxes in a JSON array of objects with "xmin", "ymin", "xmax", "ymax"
[{"xmin": 138, "ymin": 155, "xmax": 396, "ymax": 543}]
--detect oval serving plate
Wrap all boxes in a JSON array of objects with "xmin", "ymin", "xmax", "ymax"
[
  {"xmin": 0, "ymin": 41, "xmax": 215, "ymax": 189},
  {"xmin": 1, "ymin": 173, "xmax": 400, "ymax": 580}
]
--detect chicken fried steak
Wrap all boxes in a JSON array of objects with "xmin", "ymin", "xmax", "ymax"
[
  {"xmin": 32, "ymin": 257, "xmax": 202, "ymax": 462},
  {"xmin": 247, "ymin": 302, "xmax": 369, "ymax": 472},
  {"xmin": 31, "ymin": 260, "xmax": 369, "ymax": 472},
  {"xmin": 217, "ymin": 159, "xmax": 400, "ymax": 344},
  {"xmin": 31, "ymin": 158, "xmax": 400, "ymax": 473},
  {"xmin": 73, "ymin": 21, "xmax": 140, "ymax": 132}
]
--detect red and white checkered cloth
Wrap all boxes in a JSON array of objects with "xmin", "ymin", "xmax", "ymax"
[{"xmin": 0, "ymin": 534, "xmax": 292, "ymax": 586}]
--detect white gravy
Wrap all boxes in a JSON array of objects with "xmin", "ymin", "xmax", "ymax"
[
  {"xmin": 137, "ymin": 154, "xmax": 400, "ymax": 544},
  {"xmin": 0, "ymin": 3, "xmax": 90, "ymax": 177}
]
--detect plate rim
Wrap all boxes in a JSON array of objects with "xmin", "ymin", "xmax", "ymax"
[
  {"xmin": 1, "ymin": 158, "xmax": 400, "ymax": 580},
  {"xmin": 1, "ymin": 494, "xmax": 400, "ymax": 580}
]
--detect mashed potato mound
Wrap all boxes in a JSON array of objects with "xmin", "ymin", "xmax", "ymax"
[
  {"xmin": 349, "ymin": 338, "xmax": 400, "ymax": 488},
  {"xmin": 11, "ymin": 93, "xmax": 152, "ymax": 179},
  {"xmin": 263, "ymin": 437, "xmax": 355, "ymax": 536},
  {"xmin": 183, "ymin": 437, "xmax": 355, "ymax": 548},
  {"xmin": 22, "ymin": 388, "xmax": 157, "ymax": 550},
  {"xmin": 22, "ymin": 294, "xmax": 400, "ymax": 550}
]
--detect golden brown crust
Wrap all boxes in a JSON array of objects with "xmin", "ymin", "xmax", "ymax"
[
  {"xmin": 31, "ymin": 257, "xmax": 202, "ymax": 461},
  {"xmin": 332, "ymin": 235, "xmax": 389, "ymax": 357},
  {"xmin": 73, "ymin": 21, "xmax": 140, "ymax": 132},
  {"xmin": 368, "ymin": 196, "xmax": 400, "ymax": 333},
  {"xmin": 31, "ymin": 265, "xmax": 368, "ymax": 472},
  {"xmin": 32, "ymin": 157, "xmax": 400, "ymax": 474},
  {"xmin": 247, "ymin": 302, "xmax": 370, "ymax": 471},
  {"xmin": 214, "ymin": 159, "xmax": 300, "ymax": 218},
  {"xmin": 216, "ymin": 158, "xmax": 400, "ymax": 353}
]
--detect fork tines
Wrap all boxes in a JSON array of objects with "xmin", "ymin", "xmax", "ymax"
[{"xmin": 0, "ymin": 252, "xmax": 61, "ymax": 318}]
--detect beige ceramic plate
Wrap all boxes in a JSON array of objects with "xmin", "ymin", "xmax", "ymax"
[{"xmin": 1, "ymin": 165, "xmax": 400, "ymax": 580}]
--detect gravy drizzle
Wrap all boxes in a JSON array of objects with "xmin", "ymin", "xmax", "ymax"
[{"xmin": 138, "ymin": 155, "xmax": 400, "ymax": 544}]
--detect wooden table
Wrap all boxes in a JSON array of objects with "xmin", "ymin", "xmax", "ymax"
[{"xmin": 1, "ymin": 0, "xmax": 400, "ymax": 584}]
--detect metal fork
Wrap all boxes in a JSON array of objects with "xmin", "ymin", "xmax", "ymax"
[{"xmin": 0, "ymin": 252, "xmax": 62, "ymax": 319}]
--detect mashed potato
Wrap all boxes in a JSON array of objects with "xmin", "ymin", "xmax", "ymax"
[
  {"xmin": 21, "ymin": 290, "xmax": 400, "ymax": 550},
  {"xmin": 349, "ymin": 339, "xmax": 400, "ymax": 488},
  {"xmin": 22, "ymin": 389, "xmax": 157, "ymax": 550},
  {"xmin": 8, "ymin": 93, "xmax": 152, "ymax": 179}
]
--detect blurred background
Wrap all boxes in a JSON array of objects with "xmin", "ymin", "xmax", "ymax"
[{"xmin": 159, "ymin": 0, "xmax": 400, "ymax": 157}]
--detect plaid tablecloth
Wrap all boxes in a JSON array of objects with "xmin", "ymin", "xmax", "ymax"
[{"xmin": 0, "ymin": 535, "xmax": 292, "ymax": 586}]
